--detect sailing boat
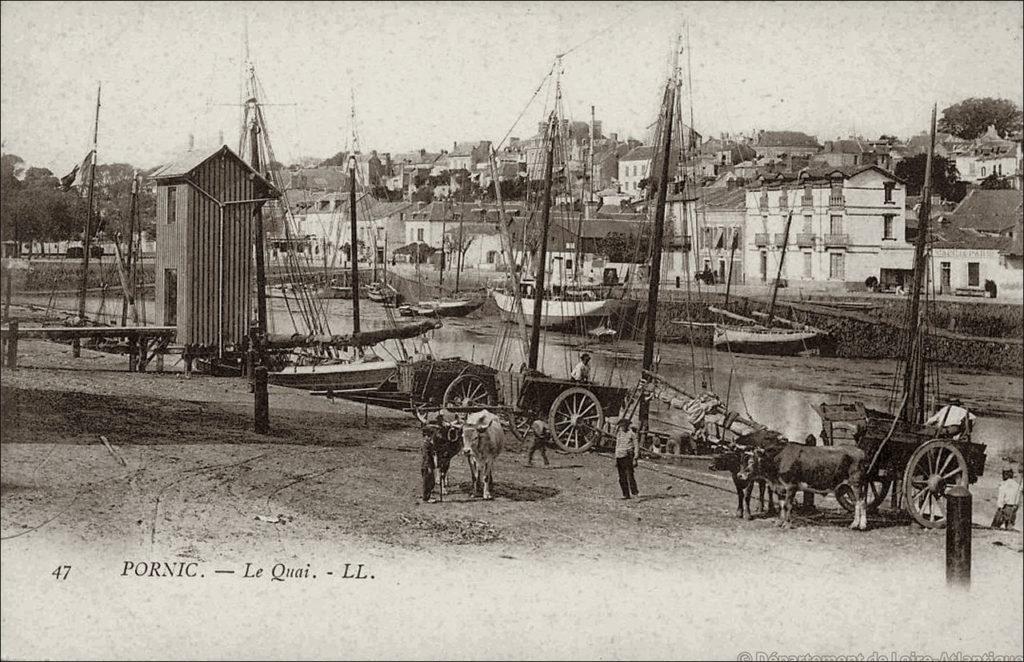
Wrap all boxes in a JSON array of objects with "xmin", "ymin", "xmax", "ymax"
[
  {"xmin": 710, "ymin": 210, "xmax": 821, "ymax": 355},
  {"xmin": 234, "ymin": 49, "xmax": 426, "ymax": 391}
]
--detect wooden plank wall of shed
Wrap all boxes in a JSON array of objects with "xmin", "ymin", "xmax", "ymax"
[
  {"xmin": 186, "ymin": 152, "xmax": 254, "ymax": 349},
  {"xmin": 154, "ymin": 183, "xmax": 186, "ymax": 341}
]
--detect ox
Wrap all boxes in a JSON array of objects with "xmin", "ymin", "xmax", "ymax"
[
  {"xmin": 709, "ymin": 450, "xmax": 775, "ymax": 519},
  {"xmin": 420, "ymin": 412, "xmax": 464, "ymax": 502},
  {"xmin": 461, "ymin": 409, "xmax": 505, "ymax": 500},
  {"xmin": 739, "ymin": 443, "xmax": 868, "ymax": 530}
]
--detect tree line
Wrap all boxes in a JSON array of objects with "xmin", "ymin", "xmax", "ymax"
[{"xmin": 0, "ymin": 154, "xmax": 155, "ymax": 254}]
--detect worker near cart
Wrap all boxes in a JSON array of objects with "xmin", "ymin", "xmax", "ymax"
[
  {"xmin": 614, "ymin": 417, "xmax": 640, "ymax": 499},
  {"xmin": 991, "ymin": 468, "xmax": 1021, "ymax": 530},
  {"xmin": 570, "ymin": 352, "xmax": 592, "ymax": 383},
  {"xmin": 527, "ymin": 418, "xmax": 553, "ymax": 467}
]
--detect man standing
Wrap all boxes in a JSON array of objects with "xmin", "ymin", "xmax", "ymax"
[
  {"xmin": 527, "ymin": 418, "xmax": 553, "ymax": 467},
  {"xmin": 992, "ymin": 468, "xmax": 1021, "ymax": 530},
  {"xmin": 614, "ymin": 417, "xmax": 640, "ymax": 499},
  {"xmin": 570, "ymin": 352, "xmax": 592, "ymax": 383}
]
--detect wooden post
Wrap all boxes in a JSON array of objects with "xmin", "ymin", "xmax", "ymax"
[
  {"xmin": 946, "ymin": 486, "xmax": 971, "ymax": 587},
  {"xmin": 75, "ymin": 84, "xmax": 101, "ymax": 359},
  {"xmin": 254, "ymin": 366, "xmax": 269, "ymax": 434},
  {"xmin": 128, "ymin": 335, "xmax": 138, "ymax": 372},
  {"xmin": 5, "ymin": 320, "xmax": 18, "ymax": 369}
]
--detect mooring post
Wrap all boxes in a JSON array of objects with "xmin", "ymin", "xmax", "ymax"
[
  {"xmin": 128, "ymin": 335, "xmax": 138, "ymax": 372},
  {"xmin": 946, "ymin": 486, "xmax": 972, "ymax": 588},
  {"xmin": 254, "ymin": 365, "xmax": 269, "ymax": 434},
  {"xmin": 6, "ymin": 320, "xmax": 18, "ymax": 369}
]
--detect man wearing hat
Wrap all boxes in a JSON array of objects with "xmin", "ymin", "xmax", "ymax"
[
  {"xmin": 570, "ymin": 352, "xmax": 592, "ymax": 383},
  {"xmin": 992, "ymin": 468, "xmax": 1021, "ymax": 530},
  {"xmin": 614, "ymin": 417, "xmax": 640, "ymax": 499}
]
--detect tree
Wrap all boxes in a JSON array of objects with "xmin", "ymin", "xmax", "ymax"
[
  {"xmin": 319, "ymin": 151, "xmax": 349, "ymax": 167},
  {"xmin": 979, "ymin": 173, "xmax": 1013, "ymax": 190},
  {"xmin": 894, "ymin": 153, "xmax": 966, "ymax": 202},
  {"xmin": 938, "ymin": 98, "xmax": 1023, "ymax": 140}
]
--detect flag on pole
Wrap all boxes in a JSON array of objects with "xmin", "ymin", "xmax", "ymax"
[{"xmin": 59, "ymin": 150, "xmax": 94, "ymax": 191}]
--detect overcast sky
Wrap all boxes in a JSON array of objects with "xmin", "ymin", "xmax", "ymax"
[{"xmin": 1, "ymin": 1, "xmax": 1022, "ymax": 173}]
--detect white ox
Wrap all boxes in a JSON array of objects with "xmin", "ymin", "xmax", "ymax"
[{"xmin": 461, "ymin": 409, "xmax": 505, "ymax": 500}]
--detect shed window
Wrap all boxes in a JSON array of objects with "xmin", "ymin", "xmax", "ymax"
[
  {"xmin": 166, "ymin": 187, "xmax": 176, "ymax": 224},
  {"xmin": 883, "ymin": 215, "xmax": 895, "ymax": 240}
]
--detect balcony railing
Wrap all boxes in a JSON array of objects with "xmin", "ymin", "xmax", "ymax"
[
  {"xmin": 773, "ymin": 233, "xmax": 788, "ymax": 247},
  {"xmin": 823, "ymin": 233, "xmax": 849, "ymax": 247},
  {"xmin": 801, "ymin": 195, "xmax": 814, "ymax": 208},
  {"xmin": 759, "ymin": 198, "xmax": 769, "ymax": 211},
  {"xmin": 754, "ymin": 233, "xmax": 769, "ymax": 247},
  {"xmin": 778, "ymin": 197, "xmax": 789, "ymax": 210},
  {"xmin": 796, "ymin": 233, "xmax": 816, "ymax": 247},
  {"xmin": 828, "ymin": 195, "xmax": 846, "ymax": 208}
]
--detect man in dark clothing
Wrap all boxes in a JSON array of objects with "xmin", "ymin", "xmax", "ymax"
[{"xmin": 527, "ymin": 418, "xmax": 553, "ymax": 467}]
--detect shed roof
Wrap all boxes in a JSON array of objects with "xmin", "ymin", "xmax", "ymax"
[
  {"xmin": 757, "ymin": 131, "xmax": 821, "ymax": 148},
  {"xmin": 620, "ymin": 145, "xmax": 655, "ymax": 162},
  {"xmin": 149, "ymin": 145, "xmax": 280, "ymax": 197}
]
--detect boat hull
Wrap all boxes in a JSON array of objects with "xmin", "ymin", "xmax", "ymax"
[
  {"xmin": 268, "ymin": 360, "xmax": 398, "ymax": 390},
  {"xmin": 713, "ymin": 326, "xmax": 818, "ymax": 356},
  {"xmin": 492, "ymin": 291, "xmax": 610, "ymax": 328},
  {"xmin": 410, "ymin": 299, "xmax": 484, "ymax": 318}
]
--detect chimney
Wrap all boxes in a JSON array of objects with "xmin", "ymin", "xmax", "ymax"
[
  {"xmin": 218, "ymin": 130, "xmax": 225, "ymax": 145},
  {"xmin": 188, "ymin": 133, "xmax": 195, "ymax": 151},
  {"xmin": 610, "ymin": 132, "xmax": 618, "ymax": 142}
]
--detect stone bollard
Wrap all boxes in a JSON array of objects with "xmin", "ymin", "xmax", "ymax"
[
  {"xmin": 5, "ymin": 320, "xmax": 18, "ymax": 369},
  {"xmin": 946, "ymin": 486, "xmax": 972, "ymax": 588},
  {"xmin": 253, "ymin": 366, "xmax": 269, "ymax": 434}
]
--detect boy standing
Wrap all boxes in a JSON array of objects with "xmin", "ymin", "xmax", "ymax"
[
  {"xmin": 614, "ymin": 417, "xmax": 640, "ymax": 499},
  {"xmin": 992, "ymin": 468, "xmax": 1021, "ymax": 530}
]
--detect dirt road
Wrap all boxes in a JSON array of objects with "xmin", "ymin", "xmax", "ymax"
[{"xmin": 2, "ymin": 340, "xmax": 1022, "ymax": 659}]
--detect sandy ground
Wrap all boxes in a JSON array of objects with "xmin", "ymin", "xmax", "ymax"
[{"xmin": 2, "ymin": 340, "xmax": 1022, "ymax": 660}]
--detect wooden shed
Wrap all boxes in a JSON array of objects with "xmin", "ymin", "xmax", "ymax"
[{"xmin": 151, "ymin": 145, "xmax": 280, "ymax": 350}]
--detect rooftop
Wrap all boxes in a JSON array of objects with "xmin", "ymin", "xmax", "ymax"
[{"xmin": 945, "ymin": 189, "xmax": 1023, "ymax": 233}]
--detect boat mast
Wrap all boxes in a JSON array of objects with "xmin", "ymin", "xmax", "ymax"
[
  {"xmin": 250, "ymin": 116, "xmax": 269, "ymax": 338},
  {"xmin": 900, "ymin": 104, "xmax": 937, "ymax": 425},
  {"xmin": 74, "ymin": 83, "xmax": 101, "ymax": 357},
  {"xmin": 349, "ymin": 155, "xmax": 360, "ymax": 334},
  {"xmin": 766, "ymin": 209, "xmax": 794, "ymax": 328},
  {"xmin": 489, "ymin": 147, "xmax": 531, "ymax": 361},
  {"xmin": 640, "ymin": 79, "xmax": 676, "ymax": 427},
  {"xmin": 527, "ymin": 112, "xmax": 558, "ymax": 371}
]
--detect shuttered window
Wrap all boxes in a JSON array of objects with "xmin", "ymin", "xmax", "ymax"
[{"xmin": 166, "ymin": 187, "xmax": 176, "ymax": 224}]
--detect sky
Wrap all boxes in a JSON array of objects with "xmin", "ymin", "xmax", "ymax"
[{"xmin": 1, "ymin": 0, "xmax": 1022, "ymax": 173}]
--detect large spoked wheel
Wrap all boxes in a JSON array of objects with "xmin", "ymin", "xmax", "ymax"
[
  {"xmin": 836, "ymin": 478, "xmax": 892, "ymax": 514},
  {"xmin": 548, "ymin": 387, "xmax": 604, "ymax": 453},
  {"xmin": 903, "ymin": 439, "xmax": 969, "ymax": 529},
  {"xmin": 443, "ymin": 374, "xmax": 495, "ymax": 409}
]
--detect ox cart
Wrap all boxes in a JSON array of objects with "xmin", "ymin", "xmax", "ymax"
[{"xmin": 816, "ymin": 402, "xmax": 987, "ymax": 529}]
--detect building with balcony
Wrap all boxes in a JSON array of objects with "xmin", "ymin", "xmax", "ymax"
[
  {"xmin": 744, "ymin": 164, "xmax": 914, "ymax": 290},
  {"xmin": 667, "ymin": 186, "xmax": 746, "ymax": 285}
]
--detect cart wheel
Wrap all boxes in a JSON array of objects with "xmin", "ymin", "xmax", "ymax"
[
  {"xmin": 443, "ymin": 374, "xmax": 495, "ymax": 409},
  {"xmin": 902, "ymin": 439, "xmax": 968, "ymax": 529},
  {"xmin": 835, "ymin": 478, "xmax": 891, "ymax": 514},
  {"xmin": 549, "ymin": 387, "xmax": 604, "ymax": 453}
]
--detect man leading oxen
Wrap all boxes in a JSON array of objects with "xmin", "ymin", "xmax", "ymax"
[
  {"xmin": 461, "ymin": 409, "xmax": 505, "ymax": 500},
  {"xmin": 738, "ymin": 438, "xmax": 869, "ymax": 530}
]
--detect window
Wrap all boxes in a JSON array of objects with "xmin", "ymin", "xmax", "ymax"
[
  {"xmin": 830, "ymin": 215, "xmax": 844, "ymax": 235},
  {"xmin": 416, "ymin": 228, "xmax": 424, "ymax": 242},
  {"xmin": 759, "ymin": 251, "xmax": 768, "ymax": 282},
  {"xmin": 883, "ymin": 215, "xmax": 895, "ymax": 240},
  {"xmin": 641, "ymin": 164, "xmax": 647, "ymax": 175},
  {"xmin": 940, "ymin": 262, "xmax": 951, "ymax": 292},
  {"xmin": 981, "ymin": 166, "xmax": 986, "ymax": 177},
  {"xmin": 164, "ymin": 269, "xmax": 177, "ymax": 326},
  {"xmin": 829, "ymin": 252, "xmax": 845, "ymax": 281},
  {"xmin": 803, "ymin": 252, "xmax": 812, "ymax": 279},
  {"xmin": 968, "ymin": 262, "xmax": 980, "ymax": 287},
  {"xmin": 883, "ymin": 182, "xmax": 895, "ymax": 203},
  {"xmin": 166, "ymin": 187, "xmax": 176, "ymax": 224},
  {"xmin": 803, "ymin": 215, "xmax": 813, "ymax": 235},
  {"xmin": 969, "ymin": 161, "xmax": 976, "ymax": 175},
  {"xmin": 566, "ymin": 260, "xmax": 573, "ymax": 271}
]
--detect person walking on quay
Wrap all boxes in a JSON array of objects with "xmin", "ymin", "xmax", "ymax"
[
  {"xmin": 614, "ymin": 417, "xmax": 640, "ymax": 499},
  {"xmin": 570, "ymin": 352, "xmax": 592, "ymax": 383},
  {"xmin": 527, "ymin": 418, "xmax": 553, "ymax": 467},
  {"xmin": 991, "ymin": 468, "xmax": 1021, "ymax": 530}
]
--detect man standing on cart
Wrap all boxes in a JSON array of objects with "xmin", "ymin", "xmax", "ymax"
[{"xmin": 570, "ymin": 352, "xmax": 592, "ymax": 383}]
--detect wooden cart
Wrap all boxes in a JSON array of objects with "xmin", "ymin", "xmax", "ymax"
[{"xmin": 816, "ymin": 402, "xmax": 987, "ymax": 529}]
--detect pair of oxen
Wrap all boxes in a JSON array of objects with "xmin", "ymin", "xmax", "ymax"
[
  {"xmin": 422, "ymin": 409, "xmax": 505, "ymax": 501},
  {"xmin": 710, "ymin": 429, "xmax": 869, "ymax": 530}
]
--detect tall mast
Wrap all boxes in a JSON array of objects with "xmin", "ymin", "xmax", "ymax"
[
  {"xmin": 251, "ymin": 117, "xmax": 269, "ymax": 337},
  {"xmin": 74, "ymin": 83, "xmax": 101, "ymax": 357},
  {"xmin": 349, "ymin": 155, "xmax": 360, "ymax": 334},
  {"xmin": 766, "ymin": 209, "xmax": 794, "ymax": 327},
  {"xmin": 640, "ymin": 80, "xmax": 676, "ymax": 427},
  {"xmin": 901, "ymin": 104, "xmax": 937, "ymax": 425},
  {"xmin": 527, "ymin": 112, "xmax": 557, "ymax": 371},
  {"xmin": 589, "ymin": 104, "xmax": 596, "ymax": 204},
  {"xmin": 489, "ymin": 147, "xmax": 530, "ymax": 361}
]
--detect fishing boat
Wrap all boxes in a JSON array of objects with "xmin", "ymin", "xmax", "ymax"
[
  {"xmin": 269, "ymin": 355, "xmax": 398, "ymax": 390},
  {"xmin": 492, "ymin": 283, "xmax": 611, "ymax": 328},
  {"xmin": 409, "ymin": 297, "xmax": 484, "ymax": 317},
  {"xmin": 367, "ymin": 282, "xmax": 398, "ymax": 304},
  {"xmin": 712, "ymin": 324, "xmax": 818, "ymax": 355},
  {"xmin": 587, "ymin": 324, "xmax": 617, "ymax": 342}
]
